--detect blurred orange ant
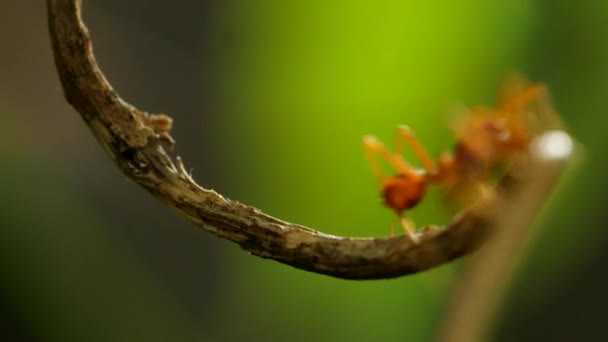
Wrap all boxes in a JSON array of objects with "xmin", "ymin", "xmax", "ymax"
[{"xmin": 363, "ymin": 76, "xmax": 557, "ymax": 242}]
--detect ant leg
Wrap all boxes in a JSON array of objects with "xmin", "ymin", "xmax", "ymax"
[
  {"xmin": 500, "ymin": 82, "xmax": 548, "ymax": 116},
  {"xmin": 389, "ymin": 214, "xmax": 397, "ymax": 237},
  {"xmin": 497, "ymin": 73, "xmax": 531, "ymax": 107},
  {"xmin": 433, "ymin": 151, "xmax": 456, "ymax": 185},
  {"xmin": 512, "ymin": 84, "xmax": 547, "ymax": 110},
  {"xmin": 520, "ymin": 85, "xmax": 562, "ymax": 129},
  {"xmin": 400, "ymin": 215, "xmax": 419, "ymax": 244},
  {"xmin": 475, "ymin": 182, "xmax": 496, "ymax": 201},
  {"xmin": 363, "ymin": 135, "xmax": 410, "ymax": 183},
  {"xmin": 396, "ymin": 125, "xmax": 437, "ymax": 174}
]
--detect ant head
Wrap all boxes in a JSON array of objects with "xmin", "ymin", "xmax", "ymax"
[{"xmin": 381, "ymin": 172, "xmax": 426, "ymax": 212}]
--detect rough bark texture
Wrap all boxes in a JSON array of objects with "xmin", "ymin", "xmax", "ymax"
[{"xmin": 46, "ymin": 0, "xmax": 569, "ymax": 279}]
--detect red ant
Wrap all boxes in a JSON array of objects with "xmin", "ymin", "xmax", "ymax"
[{"xmin": 363, "ymin": 76, "xmax": 556, "ymax": 242}]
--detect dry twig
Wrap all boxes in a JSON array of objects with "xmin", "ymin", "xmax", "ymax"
[
  {"xmin": 46, "ymin": 0, "xmax": 571, "ymax": 280},
  {"xmin": 438, "ymin": 131, "xmax": 574, "ymax": 341}
]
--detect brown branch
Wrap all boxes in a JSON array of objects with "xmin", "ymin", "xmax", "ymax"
[{"xmin": 46, "ymin": 0, "xmax": 570, "ymax": 280}]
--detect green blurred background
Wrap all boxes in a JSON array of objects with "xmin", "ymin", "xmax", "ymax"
[{"xmin": 1, "ymin": 1, "xmax": 606, "ymax": 341}]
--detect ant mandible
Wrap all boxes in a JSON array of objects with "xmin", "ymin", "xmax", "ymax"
[{"xmin": 363, "ymin": 76, "xmax": 555, "ymax": 243}]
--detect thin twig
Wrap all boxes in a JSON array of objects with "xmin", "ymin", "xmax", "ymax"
[
  {"xmin": 46, "ymin": 0, "xmax": 570, "ymax": 280},
  {"xmin": 438, "ymin": 131, "xmax": 574, "ymax": 341}
]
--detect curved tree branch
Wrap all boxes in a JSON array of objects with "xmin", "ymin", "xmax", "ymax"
[{"xmin": 46, "ymin": 0, "xmax": 570, "ymax": 279}]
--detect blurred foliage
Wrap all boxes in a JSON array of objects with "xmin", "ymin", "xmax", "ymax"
[
  {"xmin": 0, "ymin": 128, "xmax": 200, "ymax": 341},
  {"xmin": 212, "ymin": 0, "xmax": 607, "ymax": 340},
  {"xmin": 213, "ymin": 1, "xmax": 533, "ymax": 341}
]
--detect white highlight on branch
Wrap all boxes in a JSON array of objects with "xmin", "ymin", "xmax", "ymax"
[{"xmin": 531, "ymin": 130, "xmax": 573, "ymax": 161}]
